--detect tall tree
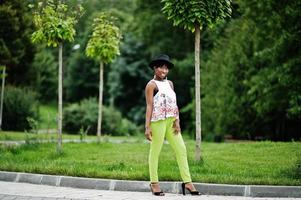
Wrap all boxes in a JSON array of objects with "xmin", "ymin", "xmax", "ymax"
[
  {"xmin": 86, "ymin": 12, "xmax": 122, "ymax": 141},
  {"xmin": 203, "ymin": 0, "xmax": 301, "ymax": 141},
  {"xmin": 31, "ymin": 0, "xmax": 83, "ymax": 152},
  {"xmin": 65, "ymin": 0, "xmax": 136, "ymax": 103},
  {"xmin": 0, "ymin": 0, "xmax": 35, "ymax": 86},
  {"xmin": 161, "ymin": 0, "xmax": 232, "ymax": 160}
]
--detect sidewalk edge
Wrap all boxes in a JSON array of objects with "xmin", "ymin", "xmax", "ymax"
[{"xmin": 0, "ymin": 171, "xmax": 300, "ymax": 197}]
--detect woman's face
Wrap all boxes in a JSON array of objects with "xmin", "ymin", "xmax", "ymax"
[{"xmin": 154, "ymin": 64, "xmax": 169, "ymax": 79}]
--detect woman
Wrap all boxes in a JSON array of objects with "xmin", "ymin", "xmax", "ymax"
[{"xmin": 145, "ymin": 54, "xmax": 201, "ymax": 196}]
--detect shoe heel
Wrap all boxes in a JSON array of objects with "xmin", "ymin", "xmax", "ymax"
[
  {"xmin": 150, "ymin": 183, "xmax": 165, "ymax": 196},
  {"xmin": 182, "ymin": 182, "xmax": 201, "ymax": 196},
  {"xmin": 181, "ymin": 183, "xmax": 186, "ymax": 195}
]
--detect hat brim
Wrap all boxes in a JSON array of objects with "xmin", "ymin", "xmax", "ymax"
[{"xmin": 149, "ymin": 59, "xmax": 174, "ymax": 69}]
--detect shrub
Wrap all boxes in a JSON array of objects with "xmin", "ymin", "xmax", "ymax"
[
  {"xmin": 2, "ymin": 86, "xmax": 38, "ymax": 131},
  {"xmin": 63, "ymin": 98, "xmax": 98, "ymax": 134},
  {"xmin": 63, "ymin": 98, "xmax": 140, "ymax": 136}
]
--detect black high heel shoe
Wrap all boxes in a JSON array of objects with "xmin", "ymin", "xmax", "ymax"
[
  {"xmin": 181, "ymin": 183, "xmax": 201, "ymax": 195},
  {"xmin": 150, "ymin": 183, "xmax": 165, "ymax": 196}
]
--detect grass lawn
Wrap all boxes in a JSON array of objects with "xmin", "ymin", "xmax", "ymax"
[
  {"xmin": 0, "ymin": 138, "xmax": 300, "ymax": 186},
  {"xmin": 0, "ymin": 131, "xmax": 94, "ymax": 141},
  {"xmin": 0, "ymin": 131, "xmax": 140, "ymax": 143}
]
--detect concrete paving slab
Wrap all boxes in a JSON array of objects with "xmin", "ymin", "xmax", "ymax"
[
  {"xmin": 40, "ymin": 175, "xmax": 60, "ymax": 186},
  {"xmin": 0, "ymin": 171, "xmax": 17, "ymax": 182},
  {"xmin": 94, "ymin": 179, "xmax": 111, "ymax": 190},
  {"xmin": 250, "ymin": 185, "xmax": 301, "ymax": 198},
  {"xmin": 18, "ymin": 173, "xmax": 43, "ymax": 184},
  {"xmin": 114, "ymin": 180, "xmax": 150, "ymax": 192},
  {"xmin": 60, "ymin": 176, "xmax": 101, "ymax": 189},
  {"xmin": 1, "ymin": 195, "xmax": 17, "ymax": 200},
  {"xmin": 160, "ymin": 181, "xmax": 178, "ymax": 193},
  {"xmin": 195, "ymin": 183, "xmax": 245, "ymax": 196}
]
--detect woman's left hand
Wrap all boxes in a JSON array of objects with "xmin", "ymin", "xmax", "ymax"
[{"xmin": 173, "ymin": 119, "xmax": 181, "ymax": 135}]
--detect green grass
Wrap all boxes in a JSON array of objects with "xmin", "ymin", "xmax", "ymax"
[
  {"xmin": 38, "ymin": 103, "xmax": 57, "ymax": 129},
  {"xmin": 0, "ymin": 131, "xmax": 140, "ymax": 142},
  {"xmin": 0, "ymin": 139, "xmax": 300, "ymax": 186},
  {"xmin": 0, "ymin": 131, "xmax": 84, "ymax": 141}
]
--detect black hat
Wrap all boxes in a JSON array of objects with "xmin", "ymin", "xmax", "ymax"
[{"xmin": 149, "ymin": 54, "xmax": 174, "ymax": 69}]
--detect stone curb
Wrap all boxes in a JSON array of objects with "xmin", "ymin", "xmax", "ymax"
[{"xmin": 0, "ymin": 171, "xmax": 300, "ymax": 197}]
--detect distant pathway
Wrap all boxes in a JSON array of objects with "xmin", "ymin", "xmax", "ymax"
[{"xmin": 0, "ymin": 137, "xmax": 145, "ymax": 146}]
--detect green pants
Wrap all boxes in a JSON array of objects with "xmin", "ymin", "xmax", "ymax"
[{"xmin": 149, "ymin": 117, "xmax": 192, "ymax": 183}]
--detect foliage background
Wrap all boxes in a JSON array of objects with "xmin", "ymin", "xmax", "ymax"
[{"xmin": 0, "ymin": 0, "xmax": 300, "ymax": 141}]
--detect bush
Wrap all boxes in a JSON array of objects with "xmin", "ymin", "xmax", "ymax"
[
  {"xmin": 63, "ymin": 98, "xmax": 140, "ymax": 136},
  {"xmin": 2, "ymin": 86, "xmax": 38, "ymax": 131},
  {"xmin": 63, "ymin": 98, "xmax": 98, "ymax": 134}
]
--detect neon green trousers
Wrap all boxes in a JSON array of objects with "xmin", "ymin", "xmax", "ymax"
[{"xmin": 149, "ymin": 117, "xmax": 192, "ymax": 183}]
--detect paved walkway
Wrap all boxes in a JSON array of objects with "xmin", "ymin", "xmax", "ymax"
[
  {"xmin": 0, "ymin": 138, "xmax": 143, "ymax": 146},
  {"xmin": 0, "ymin": 181, "xmax": 300, "ymax": 200}
]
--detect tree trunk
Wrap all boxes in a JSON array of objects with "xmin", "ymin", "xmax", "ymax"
[
  {"xmin": 97, "ymin": 61, "xmax": 104, "ymax": 142},
  {"xmin": 195, "ymin": 23, "xmax": 202, "ymax": 161},
  {"xmin": 57, "ymin": 42, "xmax": 63, "ymax": 153},
  {"xmin": 0, "ymin": 66, "xmax": 6, "ymax": 130}
]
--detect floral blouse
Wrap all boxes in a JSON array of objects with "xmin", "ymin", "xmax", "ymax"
[{"xmin": 151, "ymin": 79, "xmax": 179, "ymax": 122}]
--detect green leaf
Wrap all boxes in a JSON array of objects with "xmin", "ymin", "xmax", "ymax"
[
  {"xmin": 31, "ymin": 1, "xmax": 84, "ymax": 46},
  {"xmin": 86, "ymin": 12, "xmax": 122, "ymax": 64}
]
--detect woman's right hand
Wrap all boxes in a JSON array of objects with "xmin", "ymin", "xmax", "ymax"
[{"xmin": 145, "ymin": 127, "xmax": 152, "ymax": 141}]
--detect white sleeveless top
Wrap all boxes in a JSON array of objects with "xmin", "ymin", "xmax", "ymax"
[{"xmin": 151, "ymin": 79, "xmax": 179, "ymax": 122}]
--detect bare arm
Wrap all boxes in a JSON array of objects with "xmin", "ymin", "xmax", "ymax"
[{"xmin": 145, "ymin": 81, "xmax": 156, "ymax": 141}]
